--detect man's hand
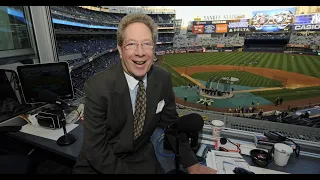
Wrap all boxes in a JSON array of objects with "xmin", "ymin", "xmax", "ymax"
[{"xmin": 187, "ymin": 164, "xmax": 218, "ymax": 174}]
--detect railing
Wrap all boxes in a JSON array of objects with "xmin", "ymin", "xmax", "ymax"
[{"xmin": 176, "ymin": 108, "xmax": 320, "ymax": 143}]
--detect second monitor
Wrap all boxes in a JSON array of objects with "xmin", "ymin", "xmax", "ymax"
[{"xmin": 17, "ymin": 62, "xmax": 74, "ymax": 104}]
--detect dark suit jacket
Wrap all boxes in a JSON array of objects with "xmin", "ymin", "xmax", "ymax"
[{"xmin": 73, "ymin": 62, "xmax": 198, "ymax": 174}]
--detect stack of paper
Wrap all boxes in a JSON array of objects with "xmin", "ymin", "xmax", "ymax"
[
  {"xmin": 206, "ymin": 150, "xmax": 250, "ymax": 174},
  {"xmin": 20, "ymin": 123, "xmax": 79, "ymax": 141}
]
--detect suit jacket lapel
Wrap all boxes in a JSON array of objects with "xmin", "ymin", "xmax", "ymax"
[
  {"xmin": 111, "ymin": 63, "xmax": 134, "ymax": 151},
  {"xmin": 143, "ymin": 65, "xmax": 159, "ymax": 133}
]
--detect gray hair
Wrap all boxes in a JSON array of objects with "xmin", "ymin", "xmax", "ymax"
[{"xmin": 117, "ymin": 13, "xmax": 158, "ymax": 46}]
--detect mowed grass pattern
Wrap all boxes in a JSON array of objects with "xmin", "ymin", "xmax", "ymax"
[
  {"xmin": 191, "ymin": 71, "xmax": 283, "ymax": 87},
  {"xmin": 164, "ymin": 52, "xmax": 320, "ymax": 78},
  {"xmin": 252, "ymin": 86, "xmax": 320, "ymax": 102},
  {"xmin": 159, "ymin": 63, "xmax": 193, "ymax": 87}
]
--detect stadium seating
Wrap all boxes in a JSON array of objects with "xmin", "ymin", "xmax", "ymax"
[
  {"xmin": 173, "ymin": 34, "xmax": 245, "ymax": 48},
  {"xmin": 155, "ymin": 44, "xmax": 174, "ymax": 52},
  {"xmin": 57, "ymin": 38, "xmax": 117, "ymax": 57},
  {"xmin": 51, "ymin": 6, "xmax": 175, "ymax": 26},
  {"xmin": 157, "ymin": 34, "xmax": 174, "ymax": 42},
  {"xmin": 70, "ymin": 52, "xmax": 120, "ymax": 92},
  {"xmin": 51, "ymin": 6, "xmax": 320, "ymax": 130},
  {"xmin": 245, "ymin": 33, "xmax": 290, "ymax": 40},
  {"xmin": 289, "ymin": 32, "xmax": 320, "ymax": 45}
]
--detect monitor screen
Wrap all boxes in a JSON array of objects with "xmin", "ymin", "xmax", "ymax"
[
  {"xmin": 0, "ymin": 69, "xmax": 21, "ymax": 122},
  {"xmin": 17, "ymin": 62, "xmax": 74, "ymax": 104}
]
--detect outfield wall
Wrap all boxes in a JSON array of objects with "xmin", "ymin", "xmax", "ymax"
[{"xmin": 156, "ymin": 47, "xmax": 319, "ymax": 56}]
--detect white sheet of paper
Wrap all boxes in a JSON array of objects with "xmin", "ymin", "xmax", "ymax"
[
  {"xmin": 206, "ymin": 151, "xmax": 213, "ymax": 169},
  {"xmin": 210, "ymin": 150, "xmax": 250, "ymax": 174},
  {"xmin": 20, "ymin": 123, "xmax": 79, "ymax": 141}
]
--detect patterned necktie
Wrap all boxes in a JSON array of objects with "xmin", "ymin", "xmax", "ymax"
[{"xmin": 133, "ymin": 80, "xmax": 147, "ymax": 140}]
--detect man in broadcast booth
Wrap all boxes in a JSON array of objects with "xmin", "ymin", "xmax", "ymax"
[{"xmin": 72, "ymin": 13, "xmax": 217, "ymax": 174}]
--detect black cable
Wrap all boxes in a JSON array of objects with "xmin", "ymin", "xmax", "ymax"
[
  {"xmin": 286, "ymin": 138, "xmax": 300, "ymax": 157},
  {"xmin": 220, "ymin": 137, "xmax": 241, "ymax": 154}
]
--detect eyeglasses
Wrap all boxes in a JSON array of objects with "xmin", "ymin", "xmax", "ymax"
[{"xmin": 124, "ymin": 42, "xmax": 154, "ymax": 50}]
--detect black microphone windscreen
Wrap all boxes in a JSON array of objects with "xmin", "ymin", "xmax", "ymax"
[
  {"xmin": 176, "ymin": 113, "xmax": 204, "ymax": 133},
  {"xmin": 38, "ymin": 89, "xmax": 58, "ymax": 103},
  {"xmin": 220, "ymin": 137, "xmax": 227, "ymax": 145}
]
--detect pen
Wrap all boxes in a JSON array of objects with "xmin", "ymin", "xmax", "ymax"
[{"xmin": 215, "ymin": 154, "xmax": 244, "ymax": 159}]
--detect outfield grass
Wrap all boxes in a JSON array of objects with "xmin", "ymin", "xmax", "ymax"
[
  {"xmin": 191, "ymin": 71, "xmax": 283, "ymax": 87},
  {"xmin": 252, "ymin": 86, "xmax": 320, "ymax": 102},
  {"xmin": 159, "ymin": 62, "xmax": 194, "ymax": 87},
  {"xmin": 163, "ymin": 52, "xmax": 320, "ymax": 78}
]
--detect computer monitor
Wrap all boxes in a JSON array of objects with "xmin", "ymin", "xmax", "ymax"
[
  {"xmin": 17, "ymin": 62, "xmax": 74, "ymax": 104},
  {"xmin": 0, "ymin": 69, "xmax": 21, "ymax": 122}
]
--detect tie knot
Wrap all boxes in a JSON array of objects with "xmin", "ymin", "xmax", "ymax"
[{"xmin": 138, "ymin": 80, "xmax": 144, "ymax": 87}]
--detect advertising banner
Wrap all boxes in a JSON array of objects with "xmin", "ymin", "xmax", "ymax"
[
  {"xmin": 206, "ymin": 50, "xmax": 219, "ymax": 52},
  {"xmin": 250, "ymin": 8, "xmax": 296, "ymax": 32},
  {"xmin": 228, "ymin": 27, "xmax": 250, "ymax": 32},
  {"xmin": 293, "ymin": 24, "xmax": 320, "ymax": 31},
  {"xmin": 287, "ymin": 44, "xmax": 309, "ymax": 48},
  {"xmin": 192, "ymin": 25, "xmax": 204, "ymax": 34},
  {"xmin": 216, "ymin": 44, "xmax": 225, "ymax": 48},
  {"xmin": 216, "ymin": 24, "xmax": 228, "ymax": 33},
  {"xmin": 204, "ymin": 24, "xmax": 216, "ymax": 33},
  {"xmin": 193, "ymin": 21, "xmax": 227, "ymax": 25},
  {"xmin": 228, "ymin": 19, "xmax": 250, "ymax": 32},
  {"xmin": 295, "ymin": 13, "xmax": 320, "ymax": 25},
  {"xmin": 192, "ymin": 21, "xmax": 211, "ymax": 25},
  {"xmin": 228, "ymin": 19, "xmax": 249, "ymax": 28}
]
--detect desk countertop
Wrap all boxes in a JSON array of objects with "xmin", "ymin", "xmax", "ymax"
[
  {"xmin": 6, "ymin": 117, "xmax": 320, "ymax": 174},
  {"xmin": 7, "ymin": 117, "xmax": 83, "ymax": 161}
]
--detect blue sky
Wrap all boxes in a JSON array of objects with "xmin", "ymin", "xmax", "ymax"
[{"xmin": 168, "ymin": 6, "xmax": 296, "ymax": 26}]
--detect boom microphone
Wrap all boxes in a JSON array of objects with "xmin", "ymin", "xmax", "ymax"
[
  {"xmin": 38, "ymin": 89, "xmax": 71, "ymax": 106},
  {"xmin": 168, "ymin": 113, "xmax": 204, "ymax": 133},
  {"xmin": 164, "ymin": 113, "xmax": 204, "ymax": 174},
  {"xmin": 164, "ymin": 113, "xmax": 204, "ymax": 152}
]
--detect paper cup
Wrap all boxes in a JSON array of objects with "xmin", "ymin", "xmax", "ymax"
[
  {"xmin": 211, "ymin": 120, "xmax": 224, "ymax": 139},
  {"xmin": 273, "ymin": 143, "xmax": 293, "ymax": 166}
]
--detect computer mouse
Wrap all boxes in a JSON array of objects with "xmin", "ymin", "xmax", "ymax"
[{"xmin": 233, "ymin": 167, "xmax": 255, "ymax": 174}]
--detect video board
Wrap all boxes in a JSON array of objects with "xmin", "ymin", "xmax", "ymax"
[
  {"xmin": 294, "ymin": 13, "xmax": 320, "ymax": 31},
  {"xmin": 191, "ymin": 19, "xmax": 250, "ymax": 34},
  {"xmin": 250, "ymin": 8, "xmax": 296, "ymax": 32}
]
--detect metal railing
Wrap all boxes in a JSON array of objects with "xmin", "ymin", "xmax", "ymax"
[{"xmin": 176, "ymin": 108, "xmax": 320, "ymax": 143}]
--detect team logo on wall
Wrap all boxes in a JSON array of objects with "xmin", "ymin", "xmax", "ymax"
[
  {"xmin": 204, "ymin": 25, "xmax": 215, "ymax": 33},
  {"xmin": 252, "ymin": 13, "xmax": 270, "ymax": 29},
  {"xmin": 272, "ymin": 10, "xmax": 293, "ymax": 29}
]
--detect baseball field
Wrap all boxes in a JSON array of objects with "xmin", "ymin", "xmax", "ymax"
[{"xmin": 158, "ymin": 52, "xmax": 320, "ymax": 111}]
